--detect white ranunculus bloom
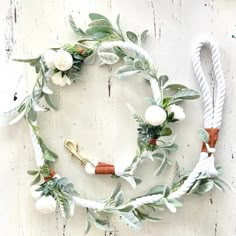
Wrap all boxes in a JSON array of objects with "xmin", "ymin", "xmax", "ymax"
[
  {"xmin": 51, "ymin": 72, "xmax": 71, "ymax": 87},
  {"xmin": 35, "ymin": 195, "xmax": 57, "ymax": 214},
  {"xmin": 54, "ymin": 49, "xmax": 73, "ymax": 71},
  {"xmin": 30, "ymin": 185, "xmax": 43, "ymax": 200},
  {"xmin": 145, "ymin": 105, "xmax": 167, "ymax": 126},
  {"xmin": 167, "ymin": 105, "xmax": 185, "ymax": 122},
  {"xmin": 43, "ymin": 49, "xmax": 56, "ymax": 69}
]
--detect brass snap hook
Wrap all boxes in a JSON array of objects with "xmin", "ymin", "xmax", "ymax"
[{"xmin": 64, "ymin": 139, "xmax": 94, "ymax": 167}]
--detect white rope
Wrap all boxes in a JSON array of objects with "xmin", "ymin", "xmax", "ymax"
[
  {"xmin": 192, "ymin": 37, "xmax": 225, "ymax": 128},
  {"xmin": 1, "ymin": 39, "xmax": 224, "ymax": 212}
]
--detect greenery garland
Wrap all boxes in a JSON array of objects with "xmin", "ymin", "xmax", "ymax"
[{"xmin": 5, "ymin": 13, "xmax": 230, "ymax": 234}]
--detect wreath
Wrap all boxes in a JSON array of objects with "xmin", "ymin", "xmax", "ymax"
[{"xmin": 1, "ymin": 13, "xmax": 233, "ymax": 234}]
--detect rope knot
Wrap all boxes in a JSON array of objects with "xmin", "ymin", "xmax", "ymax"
[{"xmin": 201, "ymin": 128, "xmax": 219, "ymax": 154}]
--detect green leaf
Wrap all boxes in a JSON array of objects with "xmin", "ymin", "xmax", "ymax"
[
  {"xmin": 88, "ymin": 19, "xmax": 111, "ymax": 27},
  {"xmin": 118, "ymin": 205, "xmax": 134, "ymax": 213},
  {"xmin": 86, "ymin": 26, "xmax": 113, "ymax": 39},
  {"xmin": 43, "ymin": 149, "xmax": 56, "ymax": 162},
  {"xmin": 134, "ymin": 176, "xmax": 142, "ymax": 185},
  {"xmin": 173, "ymin": 89, "xmax": 201, "ymax": 100},
  {"xmin": 69, "ymin": 15, "xmax": 88, "ymax": 37},
  {"xmin": 98, "ymin": 52, "xmax": 119, "ymax": 65},
  {"xmin": 93, "ymin": 218, "xmax": 111, "ymax": 231},
  {"xmin": 84, "ymin": 220, "xmax": 91, "ymax": 235},
  {"xmin": 198, "ymin": 128, "xmax": 209, "ymax": 143},
  {"xmin": 31, "ymin": 174, "xmax": 41, "ymax": 185},
  {"xmin": 126, "ymin": 31, "xmax": 138, "ymax": 44},
  {"xmin": 120, "ymin": 212, "xmax": 141, "ymax": 230},
  {"xmin": 113, "ymin": 46, "xmax": 126, "ymax": 58},
  {"xmin": 27, "ymin": 170, "xmax": 39, "ymax": 176},
  {"xmin": 188, "ymin": 179, "xmax": 201, "ymax": 194},
  {"xmin": 115, "ymin": 65, "xmax": 139, "ymax": 79},
  {"xmin": 116, "ymin": 14, "xmax": 122, "ymax": 34},
  {"xmin": 162, "ymin": 143, "xmax": 178, "ymax": 152},
  {"xmin": 28, "ymin": 107, "xmax": 37, "ymax": 122},
  {"xmin": 140, "ymin": 30, "xmax": 148, "ymax": 44},
  {"xmin": 89, "ymin": 13, "xmax": 110, "ymax": 22},
  {"xmin": 158, "ymin": 75, "xmax": 169, "ymax": 88},
  {"xmin": 115, "ymin": 191, "xmax": 124, "ymax": 206},
  {"xmin": 163, "ymin": 185, "xmax": 171, "ymax": 197},
  {"xmin": 44, "ymin": 94, "xmax": 58, "ymax": 110},
  {"xmin": 134, "ymin": 59, "xmax": 144, "ymax": 70},
  {"xmin": 195, "ymin": 179, "xmax": 214, "ymax": 194},
  {"xmin": 160, "ymin": 127, "xmax": 172, "ymax": 136},
  {"xmin": 167, "ymin": 198, "xmax": 183, "ymax": 207},
  {"xmin": 146, "ymin": 185, "xmax": 165, "ymax": 195},
  {"xmin": 154, "ymin": 155, "xmax": 168, "ymax": 176},
  {"xmin": 164, "ymin": 84, "xmax": 187, "ymax": 91},
  {"xmin": 84, "ymin": 49, "xmax": 96, "ymax": 64}
]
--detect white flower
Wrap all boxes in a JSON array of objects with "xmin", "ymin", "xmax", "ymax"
[
  {"xmin": 145, "ymin": 105, "xmax": 167, "ymax": 126},
  {"xmin": 35, "ymin": 195, "xmax": 57, "ymax": 214},
  {"xmin": 54, "ymin": 49, "xmax": 73, "ymax": 71},
  {"xmin": 43, "ymin": 49, "xmax": 56, "ymax": 69},
  {"xmin": 167, "ymin": 105, "xmax": 185, "ymax": 122},
  {"xmin": 51, "ymin": 72, "xmax": 71, "ymax": 87},
  {"xmin": 30, "ymin": 185, "xmax": 43, "ymax": 200}
]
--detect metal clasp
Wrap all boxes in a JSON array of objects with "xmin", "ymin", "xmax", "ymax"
[{"xmin": 64, "ymin": 139, "xmax": 94, "ymax": 167}]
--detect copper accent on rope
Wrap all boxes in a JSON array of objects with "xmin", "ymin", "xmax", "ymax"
[
  {"xmin": 95, "ymin": 162, "xmax": 115, "ymax": 175},
  {"xmin": 201, "ymin": 128, "xmax": 220, "ymax": 153},
  {"xmin": 44, "ymin": 169, "xmax": 56, "ymax": 182}
]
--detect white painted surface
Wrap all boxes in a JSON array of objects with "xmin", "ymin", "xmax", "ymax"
[{"xmin": 0, "ymin": 0, "xmax": 236, "ymax": 235}]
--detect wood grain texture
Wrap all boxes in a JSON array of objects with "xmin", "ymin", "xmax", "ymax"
[{"xmin": 0, "ymin": 0, "xmax": 236, "ymax": 235}]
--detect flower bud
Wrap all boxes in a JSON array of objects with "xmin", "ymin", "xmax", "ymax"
[{"xmin": 145, "ymin": 105, "xmax": 167, "ymax": 126}]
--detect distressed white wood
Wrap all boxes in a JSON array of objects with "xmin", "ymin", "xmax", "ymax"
[{"xmin": 0, "ymin": 0, "xmax": 236, "ymax": 235}]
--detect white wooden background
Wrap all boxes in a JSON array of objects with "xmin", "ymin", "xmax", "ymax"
[{"xmin": 0, "ymin": 0, "xmax": 236, "ymax": 235}]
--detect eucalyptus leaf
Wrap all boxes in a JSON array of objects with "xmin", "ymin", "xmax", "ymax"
[
  {"xmin": 113, "ymin": 46, "xmax": 126, "ymax": 58},
  {"xmin": 93, "ymin": 218, "xmax": 111, "ymax": 231},
  {"xmin": 31, "ymin": 174, "xmax": 41, "ymax": 186},
  {"xmin": 84, "ymin": 49, "xmax": 97, "ymax": 64},
  {"xmin": 164, "ymin": 84, "xmax": 187, "ymax": 91},
  {"xmin": 160, "ymin": 127, "xmax": 172, "ymax": 136},
  {"xmin": 121, "ymin": 175, "xmax": 136, "ymax": 189},
  {"xmin": 163, "ymin": 185, "xmax": 171, "ymax": 198},
  {"xmin": 115, "ymin": 191, "xmax": 124, "ymax": 206},
  {"xmin": 198, "ymin": 128, "xmax": 209, "ymax": 143},
  {"xmin": 98, "ymin": 52, "xmax": 119, "ymax": 65},
  {"xmin": 126, "ymin": 31, "xmax": 138, "ymax": 44},
  {"xmin": 89, "ymin": 13, "xmax": 110, "ymax": 22},
  {"xmin": 69, "ymin": 15, "xmax": 88, "ymax": 37},
  {"xmin": 154, "ymin": 155, "xmax": 168, "ymax": 176},
  {"xmin": 44, "ymin": 94, "xmax": 58, "ymax": 110},
  {"xmin": 195, "ymin": 179, "xmax": 214, "ymax": 194},
  {"xmin": 84, "ymin": 220, "xmax": 91, "ymax": 235},
  {"xmin": 86, "ymin": 26, "xmax": 113, "ymax": 39},
  {"xmin": 146, "ymin": 185, "xmax": 165, "ymax": 195},
  {"xmin": 120, "ymin": 212, "xmax": 141, "ymax": 230},
  {"xmin": 134, "ymin": 176, "xmax": 142, "ymax": 185},
  {"xmin": 43, "ymin": 149, "xmax": 56, "ymax": 162},
  {"xmin": 27, "ymin": 170, "xmax": 39, "ymax": 176},
  {"xmin": 173, "ymin": 89, "xmax": 201, "ymax": 100},
  {"xmin": 28, "ymin": 107, "xmax": 37, "ymax": 122},
  {"xmin": 140, "ymin": 30, "xmax": 148, "ymax": 44},
  {"xmin": 115, "ymin": 66, "xmax": 140, "ymax": 79},
  {"xmin": 164, "ymin": 198, "xmax": 176, "ymax": 213},
  {"xmin": 88, "ymin": 19, "xmax": 111, "ymax": 27},
  {"xmin": 134, "ymin": 59, "xmax": 144, "ymax": 70},
  {"xmin": 158, "ymin": 75, "xmax": 169, "ymax": 88}
]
